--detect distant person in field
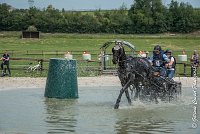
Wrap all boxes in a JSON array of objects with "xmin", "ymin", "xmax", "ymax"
[
  {"xmin": 190, "ymin": 50, "xmax": 199, "ymax": 77},
  {"xmin": 1, "ymin": 51, "xmax": 11, "ymax": 77},
  {"xmin": 165, "ymin": 50, "xmax": 176, "ymax": 79}
]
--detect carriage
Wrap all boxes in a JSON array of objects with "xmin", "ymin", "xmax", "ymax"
[{"xmin": 100, "ymin": 40, "xmax": 182, "ymax": 109}]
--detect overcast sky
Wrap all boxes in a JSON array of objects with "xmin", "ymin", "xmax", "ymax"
[{"xmin": 0, "ymin": 0, "xmax": 199, "ymax": 10}]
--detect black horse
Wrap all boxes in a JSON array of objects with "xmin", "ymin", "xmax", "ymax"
[
  {"xmin": 111, "ymin": 44, "xmax": 132, "ymax": 108},
  {"xmin": 112, "ymin": 44, "xmax": 154, "ymax": 109},
  {"xmin": 112, "ymin": 44, "xmax": 181, "ymax": 109}
]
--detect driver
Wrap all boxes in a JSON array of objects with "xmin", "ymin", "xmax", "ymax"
[{"xmin": 150, "ymin": 45, "xmax": 169, "ymax": 77}]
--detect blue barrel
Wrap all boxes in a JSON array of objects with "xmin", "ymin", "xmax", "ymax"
[{"xmin": 44, "ymin": 58, "xmax": 78, "ymax": 99}]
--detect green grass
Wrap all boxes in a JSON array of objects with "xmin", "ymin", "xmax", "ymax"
[
  {"xmin": 0, "ymin": 32, "xmax": 199, "ymax": 77},
  {"xmin": 1, "ymin": 32, "xmax": 200, "ymax": 52}
]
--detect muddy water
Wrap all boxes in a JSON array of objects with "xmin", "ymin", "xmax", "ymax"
[{"xmin": 0, "ymin": 87, "xmax": 199, "ymax": 134}]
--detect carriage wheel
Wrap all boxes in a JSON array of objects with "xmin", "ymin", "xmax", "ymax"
[
  {"xmin": 158, "ymin": 82, "xmax": 170, "ymax": 102},
  {"xmin": 167, "ymin": 82, "xmax": 182, "ymax": 102},
  {"xmin": 148, "ymin": 85, "xmax": 159, "ymax": 103},
  {"xmin": 169, "ymin": 85, "xmax": 177, "ymax": 101},
  {"xmin": 176, "ymin": 82, "xmax": 182, "ymax": 95},
  {"xmin": 138, "ymin": 85, "xmax": 151, "ymax": 102},
  {"xmin": 175, "ymin": 82, "xmax": 182, "ymax": 100}
]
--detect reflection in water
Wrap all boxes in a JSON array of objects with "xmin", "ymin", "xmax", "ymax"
[
  {"xmin": 0, "ymin": 87, "xmax": 199, "ymax": 134},
  {"xmin": 115, "ymin": 116, "xmax": 175, "ymax": 134},
  {"xmin": 114, "ymin": 98, "xmax": 200, "ymax": 134},
  {"xmin": 44, "ymin": 98, "xmax": 78, "ymax": 133}
]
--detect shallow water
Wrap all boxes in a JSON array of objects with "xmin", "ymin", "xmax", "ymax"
[{"xmin": 0, "ymin": 86, "xmax": 199, "ymax": 134}]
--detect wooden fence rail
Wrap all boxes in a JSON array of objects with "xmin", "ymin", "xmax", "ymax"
[
  {"xmin": 9, "ymin": 58, "xmax": 101, "ymax": 75},
  {"xmin": 7, "ymin": 57, "xmax": 197, "ymax": 77}
]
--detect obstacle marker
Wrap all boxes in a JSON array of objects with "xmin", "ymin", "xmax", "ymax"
[
  {"xmin": 178, "ymin": 55, "xmax": 187, "ymax": 62},
  {"xmin": 82, "ymin": 51, "xmax": 91, "ymax": 60},
  {"xmin": 44, "ymin": 58, "xmax": 78, "ymax": 99}
]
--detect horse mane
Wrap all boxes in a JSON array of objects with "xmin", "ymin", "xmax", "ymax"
[{"xmin": 112, "ymin": 45, "xmax": 127, "ymax": 68}]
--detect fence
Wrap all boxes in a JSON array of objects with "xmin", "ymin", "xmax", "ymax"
[
  {"xmin": 8, "ymin": 57, "xmax": 101, "ymax": 77},
  {"xmin": 1, "ymin": 50, "xmax": 199, "ymax": 77}
]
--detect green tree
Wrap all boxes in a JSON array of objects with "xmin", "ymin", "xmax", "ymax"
[
  {"xmin": 0, "ymin": 2, "xmax": 199, "ymax": 34},
  {"xmin": 128, "ymin": 0, "xmax": 167, "ymax": 33},
  {"xmin": 193, "ymin": 8, "xmax": 200, "ymax": 30},
  {"xmin": 151, "ymin": 0, "xmax": 167, "ymax": 33},
  {"xmin": 167, "ymin": 0, "xmax": 195, "ymax": 33},
  {"xmin": 0, "ymin": 3, "xmax": 11, "ymax": 30}
]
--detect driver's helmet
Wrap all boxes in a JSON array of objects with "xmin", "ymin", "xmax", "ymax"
[{"xmin": 154, "ymin": 45, "xmax": 161, "ymax": 52}]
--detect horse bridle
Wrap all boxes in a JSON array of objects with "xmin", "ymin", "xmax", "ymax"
[{"xmin": 112, "ymin": 45, "xmax": 125, "ymax": 63}]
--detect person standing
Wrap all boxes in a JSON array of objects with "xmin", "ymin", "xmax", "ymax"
[
  {"xmin": 190, "ymin": 50, "xmax": 199, "ymax": 77},
  {"xmin": 165, "ymin": 50, "xmax": 176, "ymax": 79},
  {"xmin": 1, "ymin": 51, "xmax": 11, "ymax": 77}
]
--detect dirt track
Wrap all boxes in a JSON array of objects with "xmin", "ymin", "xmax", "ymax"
[{"xmin": 0, "ymin": 76, "xmax": 199, "ymax": 90}]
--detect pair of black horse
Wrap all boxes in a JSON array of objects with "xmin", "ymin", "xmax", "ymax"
[{"xmin": 112, "ymin": 44, "xmax": 181, "ymax": 109}]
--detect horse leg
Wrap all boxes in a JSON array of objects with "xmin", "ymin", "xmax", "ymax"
[
  {"xmin": 154, "ymin": 92, "xmax": 159, "ymax": 104},
  {"xmin": 133, "ymin": 88, "xmax": 139, "ymax": 101},
  {"xmin": 114, "ymin": 80, "xmax": 131, "ymax": 109},
  {"xmin": 125, "ymin": 90, "xmax": 131, "ymax": 105},
  {"xmin": 133, "ymin": 82, "xmax": 142, "ymax": 101}
]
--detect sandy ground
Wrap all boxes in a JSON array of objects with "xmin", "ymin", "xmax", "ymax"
[{"xmin": 0, "ymin": 76, "xmax": 199, "ymax": 90}]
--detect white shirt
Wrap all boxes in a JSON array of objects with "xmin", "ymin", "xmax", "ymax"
[{"xmin": 168, "ymin": 57, "xmax": 175, "ymax": 70}]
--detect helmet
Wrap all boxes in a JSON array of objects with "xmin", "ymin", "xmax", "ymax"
[
  {"xmin": 194, "ymin": 50, "xmax": 197, "ymax": 54},
  {"xmin": 154, "ymin": 45, "xmax": 161, "ymax": 51},
  {"xmin": 165, "ymin": 49, "xmax": 172, "ymax": 54}
]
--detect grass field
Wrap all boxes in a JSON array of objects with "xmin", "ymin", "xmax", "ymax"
[{"xmin": 0, "ymin": 31, "xmax": 199, "ymax": 77}]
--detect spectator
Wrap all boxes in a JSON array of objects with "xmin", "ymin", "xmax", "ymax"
[
  {"xmin": 165, "ymin": 50, "xmax": 176, "ymax": 79},
  {"xmin": 190, "ymin": 50, "xmax": 199, "ymax": 77},
  {"xmin": 1, "ymin": 51, "xmax": 11, "ymax": 77}
]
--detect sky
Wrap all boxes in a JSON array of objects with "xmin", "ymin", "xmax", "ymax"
[{"xmin": 0, "ymin": 0, "xmax": 200, "ymax": 10}]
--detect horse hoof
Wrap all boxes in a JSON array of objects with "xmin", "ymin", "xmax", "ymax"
[
  {"xmin": 155, "ymin": 100, "xmax": 159, "ymax": 104},
  {"xmin": 114, "ymin": 104, "xmax": 119, "ymax": 109}
]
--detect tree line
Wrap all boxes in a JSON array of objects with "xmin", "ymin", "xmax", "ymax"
[{"xmin": 0, "ymin": 0, "xmax": 200, "ymax": 34}]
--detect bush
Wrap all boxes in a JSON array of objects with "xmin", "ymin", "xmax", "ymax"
[{"xmin": 27, "ymin": 25, "xmax": 37, "ymax": 32}]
